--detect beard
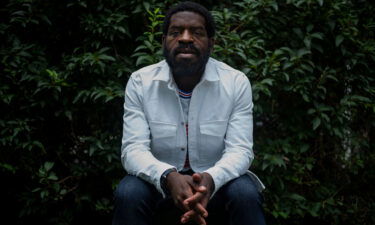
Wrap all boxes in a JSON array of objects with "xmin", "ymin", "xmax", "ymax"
[{"xmin": 163, "ymin": 43, "xmax": 210, "ymax": 78}]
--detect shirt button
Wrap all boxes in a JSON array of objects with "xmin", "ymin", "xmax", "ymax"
[{"xmin": 181, "ymin": 147, "xmax": 185, "ymax": 151}]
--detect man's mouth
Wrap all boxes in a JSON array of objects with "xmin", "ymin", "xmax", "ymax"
[
  {"xmin": 175, "ymin": 49, "xmax": 198, "ymax": 59},
  {"xmin": 177, "ymin": 52, "xmax": 195, "ymax": 57}
]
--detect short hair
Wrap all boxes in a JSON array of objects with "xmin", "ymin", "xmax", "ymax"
[{"xmin": 162, "ymin": 1, "xmax": 216, "ymax": 38}]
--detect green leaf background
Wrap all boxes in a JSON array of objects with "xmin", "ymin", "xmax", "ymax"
[{"xmin": 1, "ymin": 0, "xmax": 374, "ymax": 224}]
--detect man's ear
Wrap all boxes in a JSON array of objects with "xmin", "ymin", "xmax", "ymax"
[
  {"xmin": 209, "ymin": 38, "xmax": 215, "ymax": 53},
  {"xmin": 162, "ymin": 35, "xmax": 166, "ymax": 47}
]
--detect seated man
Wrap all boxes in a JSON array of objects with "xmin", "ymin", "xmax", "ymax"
[{"xmin": 113, "ymin": 2, "xmax": 266, "ymax": 225}]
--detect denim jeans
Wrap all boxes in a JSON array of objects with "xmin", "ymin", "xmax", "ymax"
[{"xmin": 112, "ymin": 174, "xmax": 266, "ymax": 225}]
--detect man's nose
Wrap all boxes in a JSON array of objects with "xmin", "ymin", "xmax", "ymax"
[{"xmin": 178, "ymin": 30, "xmax": 193, "ymax": 43}]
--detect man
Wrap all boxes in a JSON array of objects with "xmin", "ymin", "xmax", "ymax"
[{"xmin": 113, "ymin": 2, "xmax": 266, "ymax": 225}]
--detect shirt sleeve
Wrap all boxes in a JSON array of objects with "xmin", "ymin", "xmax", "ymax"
[
  {"xmin": 204, "ymin": 73, "xmax": 254, "ymax": 196},
  {"xmin": 121, "ymin": 74, "xmax": 176, "ymax": 195}
]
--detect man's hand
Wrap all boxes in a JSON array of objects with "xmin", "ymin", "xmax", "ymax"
[
  {"xmin": 166, "ymin": 172, "xmax": 206, "ymax": 212},
  {"xmin": 180, "ymin": 173, "xmax": 214, "ymax": 224}
]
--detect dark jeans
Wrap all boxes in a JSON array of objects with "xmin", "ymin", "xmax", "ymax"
[{"xmin": 112, "ymin": 174, "xmax": 266, "ymax": 225}]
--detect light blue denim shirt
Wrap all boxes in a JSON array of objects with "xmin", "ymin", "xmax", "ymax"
[{"xmin": 121, "ymin": 57, "xmax": 265, "ymax": 196}]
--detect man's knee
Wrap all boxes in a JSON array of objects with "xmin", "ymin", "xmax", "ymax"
[
  {"xmin": 224, "ymin": 175, "xmax": 263, "ymax": 207},
  {"xmin": 114, "ymin": 175, "xmax": 157, "ymax": 207}
]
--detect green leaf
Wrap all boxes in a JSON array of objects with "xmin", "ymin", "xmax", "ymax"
[
  {"xmin": 48, "ymin": 172, "xmax": 58, "ymax": 181},
  {"xmin": 282, "ymin": 62, "xmax": 293, "ymax": 70},
  {"xmin": 289, "ymin": 193, "xmax": 306, "ymax": 201},
  {"xmin": 312, "ymin": 117, "xmax": 321, "ymax": 130},
  {"xmin": 0, "ymin": 163, "xmax": 16, "ymax": 173},
  {"xmin": 311, "ymin": 32, "xmax": 323, "ymax": 40},
  {"xmin": 89, "ymin": 146, "xmax": 96, "ymax": 156},
  {"xmin": 270, "ymin": 1, "xmax": 279, "ymax": 11},
  {"xmin": 44, "ymin": 162, "xmax": 54, "ymax": 171},
  {"xmin": 300, "ymin": 145, "xmax": 309, "ymax": 153},
  {"xmin": 307, "ymin": 108, "xmax": 316, "ymax": 114},
  {"xmin": 60, "ymin": 189, "xmax": 67, "ymax": 195},
  {"xmin": 297, "ymin": 48, "xmax": 311, "ymax": 57},
  {"xmin": 335, "ymin": 35, "xmax": 344, "ymax": 47},
  {"xmin": 260, "ymin": 78, "xmax": 274, "ymax": 86},
  {"xmin": 33, "ymin": 141, "xmax": 45, "ymax": 151},
  {"xmin": 32, "ymin": 188, "xmax": 41, "ymax": 193},
  {"xmin": 98, "ymin": 54, "xmax": 116, "ymax": 62},
  {"xmin": 306, "ymin": 24, "xmax": 314, "ymax": 32}
]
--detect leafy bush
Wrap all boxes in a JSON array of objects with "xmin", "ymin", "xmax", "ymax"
[{"xmin": 1, "ymin": 0, "xmax": 374, "ymax": 224}]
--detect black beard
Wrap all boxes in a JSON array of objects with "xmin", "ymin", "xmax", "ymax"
[{"xmin": 163, "ymin": 43, "xmax": 210, "ymax": 78}]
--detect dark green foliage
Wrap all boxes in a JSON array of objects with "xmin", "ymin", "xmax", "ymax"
[{"xmin": 1, "ymin": 0, "xmax": 374, "ymax": 224}]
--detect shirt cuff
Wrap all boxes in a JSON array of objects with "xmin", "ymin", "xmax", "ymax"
[
  {"xmin": 203, "ymin": 167, "xmax": 226, "ymax": 198},
  {"xmin": 158, "ymin": 166, "xmax": 177, "ymax": 198}
]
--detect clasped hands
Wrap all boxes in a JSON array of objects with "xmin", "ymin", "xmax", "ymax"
[{"xmin": 166, "ymin": 172, "xmax": 214, "ymax": 225}]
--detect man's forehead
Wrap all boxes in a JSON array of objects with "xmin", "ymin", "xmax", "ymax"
[{"xmin": 169, "ymin": 11, "xmax": 206, "ymax": 28}]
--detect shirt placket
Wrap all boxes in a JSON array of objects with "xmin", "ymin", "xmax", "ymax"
[
  {"xmin": 172, "ymin": 85, "xmax": 189, "ymax": 168},
  {"xmin": 187, "ymin": 81, "xmax": 206, "ymax": 168}
]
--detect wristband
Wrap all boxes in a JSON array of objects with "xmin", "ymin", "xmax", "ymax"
[{"xmin": 160, "ymin": 168, "xmax": 177, "ymax": 195}]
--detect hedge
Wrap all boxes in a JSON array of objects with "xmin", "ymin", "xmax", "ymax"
[{"xmin": 1, "ymin": 0, "xmax": 374, "ymax": 224}]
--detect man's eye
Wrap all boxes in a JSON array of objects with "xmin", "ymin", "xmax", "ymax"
[
  {"xmin": 194, "ymin": 30, "xmax": 205, "ymax": 36},
  {"xmin": 169, "ymin": 31, "xmax": 180, "ymax": 36}
]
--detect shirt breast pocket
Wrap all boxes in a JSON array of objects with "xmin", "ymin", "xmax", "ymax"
[
  {"xmin": 199, "ymin": 120, "xmax": 227, "ymax": 161},
  {"xmin": 149, "ymin": 121, "xmax": 177, "ymax": 159},
  {"xmin": 149, "ymin": 121, "xmax": 177, "ymax": 139}
]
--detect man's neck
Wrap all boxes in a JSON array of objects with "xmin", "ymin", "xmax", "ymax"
[{"xmin": 173, "ymin": 73, "xmax": 202, "ymax": 92}]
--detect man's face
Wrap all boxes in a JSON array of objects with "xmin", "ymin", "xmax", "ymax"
[{"xmin": 163, "ymin": 11, "xmax": 213, "ymax": 77}]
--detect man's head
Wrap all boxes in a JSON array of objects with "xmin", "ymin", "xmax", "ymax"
[{"xmin": 162, "ymin": 1, "xmax": 215, "ymax": 78}]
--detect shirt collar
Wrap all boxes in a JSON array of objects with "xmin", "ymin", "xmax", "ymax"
[
  {"xmin": 201, "ymin": 58, "xmax": 220, "ymax": 82},
  {"xmin": 153, "ymin": 58, "xmax": 220, "ymax": 83},
  {"xmin": 154, "ymin": 60, "xmax": 171, "ymax": 82}
]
